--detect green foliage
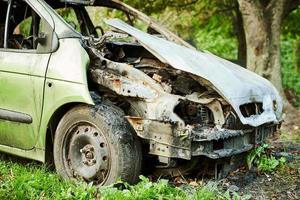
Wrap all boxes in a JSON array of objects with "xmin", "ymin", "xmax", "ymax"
[
  {"xmin": 192, "ymin": 182, "xmax": 219, "ymax": 200},
  {"xmin": 56, "ymin": 8, "xmax": 81, "ymax": 32},
  {"xmin": 0, "ymin": 161, "xmax": 98, "ymax": 200},
  {"xmin": 86, "ymin": 6, "xmax": 128, "ymax": 32},
  {"xmin": 194, "ymin": 16, "xmax": 237, "ymax": 59},
  {"xmin": 247, "ymin": 144, "xmax": 268, "ymax": 169},
  {"xmin": 247, "ymin": 144, "xmax": 287, "ymax": 173},
  {"xmin": 123, "ymin": 0, "xmax": 237, "ymax": 59},
  {"xmin": 282, "ymin": 8, "xmax": 300, "ymax": 37},
  {"xmin": 18, "ymin": 17, "xmax": 32, "ymax": 38},
  {"xmin": 281, "ymin": 9, "xmax": 300, "ymax": 98},
  {"xmin": 223, "ymin": 190, "xmax": 252, "ymax": 200},
  {"xmin": 281, "ymin": 35, "xmax": 300, "ymax": 99},
  {"xmin": 256, "ymin": 156, "xmax": 286, "ymax": 173},
  {"xmin": 100, "ymin": 176, "xmax": 188, "ymax": 200},
  {"xmin": 154, "ymin": 2, "xmax": 237, "ymax": 59}
]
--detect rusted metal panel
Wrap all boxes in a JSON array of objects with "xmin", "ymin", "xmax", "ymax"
[
  {"xmin": 126, "ymin": 116, "xmax": 271, "ymax": 160},
  {"xmin": 90, "ymin": 68, "xmax": 157, "ymax": 99},
  {"xmin": 126, "ymin": 117, "xmax": 191, "ymax": 159}
]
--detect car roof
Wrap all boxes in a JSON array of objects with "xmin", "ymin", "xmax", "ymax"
[
  {"xmin": 59, "ymin": 0, "xmax": 92, "ymax": 4},
  {"xmin": 46, "ymin": 0, "xmax": 98, "ymax": 7},
  {"xmin": 0, "ymin": 0, "xmax": 93, "ymax": 6}
]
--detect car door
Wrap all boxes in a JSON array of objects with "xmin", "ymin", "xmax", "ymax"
[{"xmin": 0, "ymin": 0, "xmax": 54, "ymax": 150}]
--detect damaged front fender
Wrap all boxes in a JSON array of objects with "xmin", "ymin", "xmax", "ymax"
[{"xmin": 105, "ymin": 19, "xmax": 283, "ymax": 127}]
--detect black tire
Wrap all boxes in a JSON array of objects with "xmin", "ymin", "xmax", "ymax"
[{"xmin": 53, "ymin": 99, "xmax": 142, "ymax": 186}]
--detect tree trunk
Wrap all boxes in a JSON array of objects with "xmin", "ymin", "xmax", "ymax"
[
  {"xmin": 234, "ymin": 3, "xmax": 247, "ymax": 67},
  {"xmin": 237, "ymin": 0, "xmax": 286, "ymax": 98},
  {"xmin": 297, "ymin": 41, "xmax": 300, "ymax": 72}
]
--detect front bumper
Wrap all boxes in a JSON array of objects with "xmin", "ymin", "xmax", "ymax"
[{"xmin": 126, "ymin": 117, "xmax": 279, "ymax": 160}]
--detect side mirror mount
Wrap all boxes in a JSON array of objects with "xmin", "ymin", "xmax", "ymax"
[
  {"xmin": 35, "ymin": 32, "xmax": 47, "ymax": 46},
  {"xmin": 36, "ymin": 19, "xmax": 59, "ymax": 53}
]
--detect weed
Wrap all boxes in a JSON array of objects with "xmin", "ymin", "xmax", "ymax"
[{"xmin": 247, "ymin": 144, "xmax": 287, "ymax": 173}]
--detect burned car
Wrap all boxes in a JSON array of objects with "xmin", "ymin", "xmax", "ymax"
[{"xmin": 0, "ymin": 0, "xmax": 282, "ymax": 185}]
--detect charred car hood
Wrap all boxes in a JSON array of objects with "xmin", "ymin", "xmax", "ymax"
[{"xmin": 106, "ymin": 19, "xmax": 283, "ymax": 127}]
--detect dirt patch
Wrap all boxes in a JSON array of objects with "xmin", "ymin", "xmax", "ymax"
[
  {"xmin": 169, "ymin": 141, "xmax": 300, "ymax": 199},
  {"xmin": 221, "ymin": 109, "xmax": 300, "ymax": 200},
  {"xmin": 281, "ymin": 107, "xmax": 300, "ymax": 141},
  {"xmin": 223, "ymin": 142, "xmax": 300, "ymax": 199}
]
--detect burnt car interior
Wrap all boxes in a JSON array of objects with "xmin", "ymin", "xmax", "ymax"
[
  {"xmin": 0, "ymin": 1, "xmax": 7, "ymax": 48},
  {"xmin": 0, "ymin": 0, "xmax": 43, "ymax": 50}
]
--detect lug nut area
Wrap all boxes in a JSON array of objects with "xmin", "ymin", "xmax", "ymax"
[
  {"xmin": 80, "ymin": 144, "xmax": 97, "ymax": 166},
  {"xmin": 67, "ymin": 124, "xmax": 110, "ymax": 183}
]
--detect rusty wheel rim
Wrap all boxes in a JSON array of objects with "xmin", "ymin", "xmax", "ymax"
[{"xmin": 63, "ymin": 122, "xmax": 111, "ymax": 185}]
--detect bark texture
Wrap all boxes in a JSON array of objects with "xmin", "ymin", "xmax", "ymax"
[
  {"xmin": 234, "ymin": 3, "xmax": 247, "ymax": 67},
  {"xmin": 237, "ymin": 0, "xmax": 286, "ymax": 95},
  {"xmin": 297, "ymin": 41, "xmax": 300, "ymax": 72}
]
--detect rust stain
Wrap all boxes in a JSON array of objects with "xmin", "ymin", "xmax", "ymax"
[{"xmin": 112, "ymin": 79, "xmax": 121, "ymax": 90}]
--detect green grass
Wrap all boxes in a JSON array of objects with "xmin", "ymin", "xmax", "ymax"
[
  {"xmin": 0, "ymin": 158, "xmax": 251, "ymax": 200},
  {"xmin": 280, "ymin": 129, "xmax": 300, "ymax": 142},
  {"xmin": 247, "ymin": 144, "xmax": 287, "ymax": 173}
]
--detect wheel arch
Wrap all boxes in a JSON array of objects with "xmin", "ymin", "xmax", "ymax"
[
  {"xmin": 42, "ymin": 92, "xmax": 102, "ymax": 165},
  {"xmin": 44, "ymin": 102, "xmax": 84, "ymax": 165}
]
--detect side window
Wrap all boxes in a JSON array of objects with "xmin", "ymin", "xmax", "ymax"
[
  {"xmin": 0, "ymin": 1, "xmax": 8, "ymax": 48},
  {"xmin": 7, "ymin": 0, "xmax": 43, "ymax": 50}
]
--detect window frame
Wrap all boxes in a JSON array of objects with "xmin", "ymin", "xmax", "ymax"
[{"xmin": 0, "ymin": 0, "xmax": 54, "ymax": 54}]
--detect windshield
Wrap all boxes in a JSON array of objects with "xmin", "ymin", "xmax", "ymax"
[
  {"xmin": 85, "ymin": 6, "xmax": 149, "ymax": 35},
  {"xmin": 50, "ymin": 0, "xmax": 194, "ymax": 49},
  {"xmin": 56, "ymin": 6, "xmax": 159, "ymax": 37}
]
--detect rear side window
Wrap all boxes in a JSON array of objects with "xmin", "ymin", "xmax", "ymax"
[
  {"xmin": 0, "ymin": 0, "xmax": 54, "ymax": 53},
  {"xmin": 0, "ymin": 1, "xmax": 8, "ymax": 48},
  {"xmin": 7, "ymin": 0, "xmax": 43, "ymax": 50}
]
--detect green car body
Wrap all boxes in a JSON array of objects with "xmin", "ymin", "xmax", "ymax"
[{"xmin": 0, "ymin": 0, "xmax": 93, "ymax": 161}]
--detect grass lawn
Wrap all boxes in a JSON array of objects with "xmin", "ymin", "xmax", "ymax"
[{"xmin": 0, "ymin": 156, "xmax": 251, "ymax": 200}]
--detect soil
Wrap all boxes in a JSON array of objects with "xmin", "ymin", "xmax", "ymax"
[
  {"xmin": 224, "ymin": 142, "xmax": 300, "ymax": 200},
  {"xmin": 230, "ymin": 107, "xmax": 300, "ymax": 200},
  {"xmin": 281, "ymin": 107, "xmax": 300, "ymax": 141}
]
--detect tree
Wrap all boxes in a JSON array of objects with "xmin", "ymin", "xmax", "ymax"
[{"xmin": 237, "ymin": 0, "xmax": 300, "ymax": 98}]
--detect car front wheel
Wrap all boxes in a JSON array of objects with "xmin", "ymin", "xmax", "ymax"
[{"xmin": 53, "ymin": 100, "xmax": 142, "ymax": 186}]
